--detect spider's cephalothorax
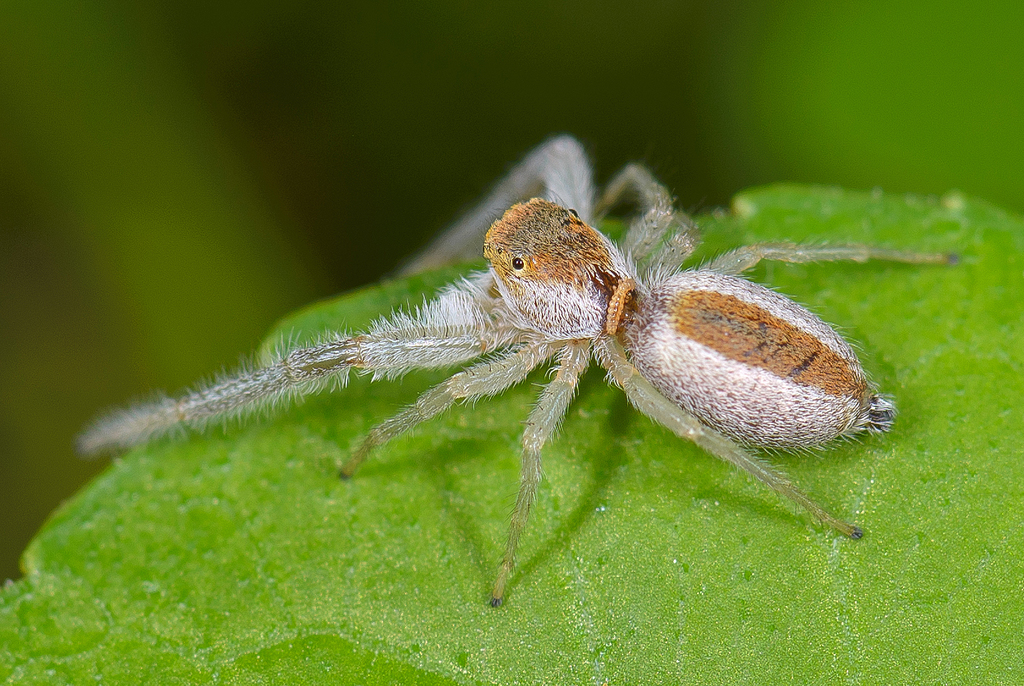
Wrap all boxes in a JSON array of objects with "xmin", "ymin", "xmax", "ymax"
[
  {"xmin": 79, "ymin": 136, "xmax": 954, "ymax": 607},
  {"xmin": 484, "ymin": 198, "xmax": 636, "ymax": 339}
]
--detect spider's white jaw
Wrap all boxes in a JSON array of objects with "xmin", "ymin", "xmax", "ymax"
[{"xmin": 484, "ymin": 198, "xmax": 635, "ymax": 339}]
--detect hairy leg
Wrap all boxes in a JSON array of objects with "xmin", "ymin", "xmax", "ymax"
[
  {"xmin": 77, "ymin": 277, "xmax": 512, "ymax": 455},
  {"xmin": 594, "ymin": 338, "xmax": 861, "ymax": 539},
  {"xmin": 400, "ymin": 135, "xmax": 596, "ymax": 274},
  {"xmin": 595, "ymin": 162, "xmax": 700, "ymax": 271},
  {"xmin": 490, "ymin": 340, "xmax": 591, "ymax": 606},
  {"xmin": 340, "ymin": 341, "xmax": 563, "ymax": 477},
  {"xmin": 706, "ymin": 242, "xmax": 956, "ymax": 276}
]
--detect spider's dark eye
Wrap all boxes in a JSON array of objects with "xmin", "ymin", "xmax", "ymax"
[
  {"xmin": 512, "ymin": 257, "xmax": 525, "ymax": 271},
  {"xmin": 568, "ymin": 208, "xmax": 579, "ymax": 219}
]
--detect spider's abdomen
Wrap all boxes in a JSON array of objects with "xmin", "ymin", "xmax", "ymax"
[{"xmin": 624, "ymin": 270, "xmax": 886, "ymax": 448}]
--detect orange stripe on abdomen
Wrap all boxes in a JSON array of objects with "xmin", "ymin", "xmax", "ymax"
[{"xmin": 669, "ymin": 290, "xmax": 866, "ymax": 398}]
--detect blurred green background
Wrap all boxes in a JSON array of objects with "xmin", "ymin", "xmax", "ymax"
[{"xmin": 1, "ymin": 0, "xmax": 1022, "ymax": 582}]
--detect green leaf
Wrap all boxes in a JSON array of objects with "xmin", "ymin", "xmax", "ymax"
[{"xmin": 3, "ymin": 186, "xmax": 1022, "ymax": 684}]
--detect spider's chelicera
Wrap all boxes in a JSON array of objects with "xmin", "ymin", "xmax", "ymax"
[{"xmin": 79, "ymin": 136, "xmax": 954, "ymax": 606}]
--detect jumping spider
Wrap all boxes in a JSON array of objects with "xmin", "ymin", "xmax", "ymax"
[{"xmin": 79, "ymin": 136, "xmax": 954, "ymax": 606}]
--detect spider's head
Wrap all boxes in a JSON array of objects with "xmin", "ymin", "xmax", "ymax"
[
  {"xmin": 483, "ymin": 198, "xmax": 613, "ymax": 294},
  {"xmin": 484, "ymin": 198, "xmax": 634, "ymax": 338}
]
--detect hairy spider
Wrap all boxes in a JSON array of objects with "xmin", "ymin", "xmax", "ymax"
[{"xmin": 79, "ymin": 135, "xmax": 954, "ymax": 606}]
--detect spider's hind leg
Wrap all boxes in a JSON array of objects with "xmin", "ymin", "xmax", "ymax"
[
  {"xmin": 593, "ymin": 337, "xmax": 862, "ymax": 539},
  {"xmin": 706, "ymin": 242, "xmax": 955, "ymax": 276}
]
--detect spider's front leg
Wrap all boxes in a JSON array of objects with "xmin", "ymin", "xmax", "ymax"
[
  {"xmin": 339, "ymin": 341, "xmax": 561, "ymax": 478},
  {"xmin": 77, "ymin": 277, "xmax": 508, "ymax": 456},
  {"xmin": 490, "ymin": 340, "xmax": 591, "ymax": 607}
]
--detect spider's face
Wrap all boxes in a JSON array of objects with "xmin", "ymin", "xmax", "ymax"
[
  {"xmin": 484, "ymin": 198, "xmax": 631, "ymax": 338},
  {"xmin": 483, "ymin": 198, "xmax": 613, "ymax": 294}
]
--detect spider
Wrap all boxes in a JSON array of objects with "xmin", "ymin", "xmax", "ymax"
[{"xmin": 79, "ymin": 135, "xmax": 954, "ymax": 607}]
